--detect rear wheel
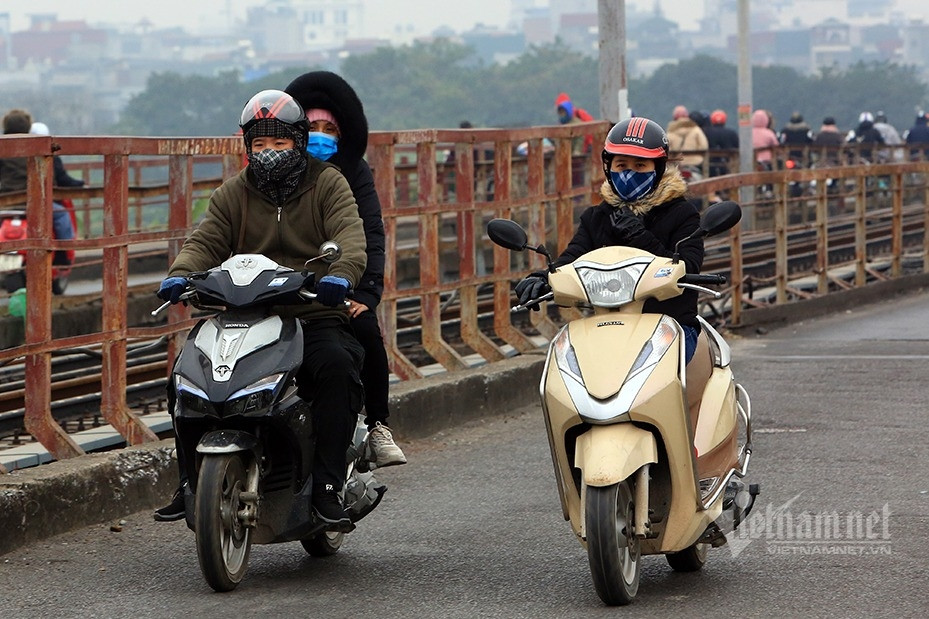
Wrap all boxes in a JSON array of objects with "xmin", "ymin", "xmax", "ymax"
[
  {"xmin": 195, "ymin": 454, "xmax": 252, "ymax": 592},
  {"xmin": 585, "ymin": 480, "xmax": 640, "ymax": 605},
  {"xmin": 666, "ymin": 541, "xmax": 709, "ymax": 572},
  {"xmin": 3, "ymin": 271, "xmax": 24, "ymax": 294},
  {"xmin": 51, "ymin": 276, "xmax": 68, "ymax": 295},
  {"xmin": 301, "ymin": 531, "xmax": 345, "ymax": 557}
]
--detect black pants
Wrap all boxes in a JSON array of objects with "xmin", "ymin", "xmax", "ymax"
[
  {"xmin": 297, "ymin": 319, "xmax": 365, "ymax": 490},
  {"xmin": 170, "ymin": 319, "xmax": 364, "ymax": 492},
  {"xmin": 350, "ymin": 310, "xmax": 391, "ymax": 428}
]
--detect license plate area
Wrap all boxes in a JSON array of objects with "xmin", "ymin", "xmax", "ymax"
[{"xmin": 0, "ymin": 253, "xmax": 24, "ymax": 273}]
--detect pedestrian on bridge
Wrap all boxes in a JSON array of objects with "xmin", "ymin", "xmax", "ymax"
[
  {"xmin": 286, "ymin": 69, "xmax": 407, "ymax": 468},
  {"xmin": 903, "ymin": 112, "xmax": 929, "ymax": 161},
  {"xmin": 703, "ymin": 109, "xmax": 739, "ymax": 177}
]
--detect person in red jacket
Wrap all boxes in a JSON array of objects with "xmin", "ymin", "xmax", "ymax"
[{"xmin": 554, "ymin": 92, "xmax": 594, "ymax": 154}]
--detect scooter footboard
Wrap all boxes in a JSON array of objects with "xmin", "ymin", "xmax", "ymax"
[{"xmin": 575, "ymin": 424, "xmax": 657, "ymax": 487}]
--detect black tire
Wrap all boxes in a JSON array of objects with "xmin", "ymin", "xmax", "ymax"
[
  {"xmin": 195, "ymin": 454, "xmax": 252, "ymax": 592},
  {"xmin": 301, "ymin": 531, "xmax": 345, "ymax": 557},
  {"xmin": 3, "ymin": 271, "xmax": 25, "ymax": 294},
  {"xmin": 666, "ymin": 541, "xmax": 709, "ymax": 572},
  {"xmin": 586, "ymin": 480, "xmax": 641, "ymax": 606},
  {"xmin": 52, "ymin": 276, "xmax": 68, "ymax": 295}
]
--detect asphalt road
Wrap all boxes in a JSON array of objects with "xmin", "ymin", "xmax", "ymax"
[{"xmin": 2, "ymin": 290, "xmax": 928, "ymax": 618}]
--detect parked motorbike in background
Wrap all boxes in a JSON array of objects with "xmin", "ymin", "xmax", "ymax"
[
  {"xmin": 152, "ymin": 245, "xmax": 386, "ymax": 592},
  {"xmin": 487, "ymin": 200, "xmax": 758, "ymax": 605},
  {"xmin": 0, "ymin": 199, "xmax": 76, "ymax": 295}
]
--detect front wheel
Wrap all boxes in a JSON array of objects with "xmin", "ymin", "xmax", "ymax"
[
  {"xmin": 666, "ymin": 541, "xmax": 709, "ymax": 572},
  {"xmin": 195, "ymin": 453, "xmax": 252, "ymax": 592},
  {"xmin": 301, "ymin": 531, "xmax": 345, "ymax": 557},
  {"xmin": 585, "ymin": 480, "xmax": 641, "ymax": 605}
]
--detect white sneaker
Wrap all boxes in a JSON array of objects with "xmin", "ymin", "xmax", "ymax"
[{"xmin": 366, "ymin": 422, "xmax": 407, "ymax": 467}]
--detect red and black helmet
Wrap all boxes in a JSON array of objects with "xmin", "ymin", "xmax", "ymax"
[
  {"xmin": 239, "ymin": 89, "xmax": 309, "ymax": 147},
  {"xmin": 601, "ymin": 118, "xmax": 670, "ymax": 193}
]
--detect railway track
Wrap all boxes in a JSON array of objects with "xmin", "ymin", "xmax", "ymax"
[{"xmin": 1, "ymin": 207, "xmax": 925, "ymax": 451}]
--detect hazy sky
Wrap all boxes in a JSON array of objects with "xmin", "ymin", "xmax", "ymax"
[
  {"xmin": 4, "ymin": 0, "xmax": 515, "ymax": 38},
  {"xmin": 4, "ymin": 1, "xmax": 928, "ymax": 38},
  {"xmin": 4, "ymin": 1, "xmax": 704, "ymax": 37}
]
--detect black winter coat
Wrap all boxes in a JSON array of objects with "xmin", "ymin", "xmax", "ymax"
[
  {"xmin": 339, "ymin": 158, "xmax": 385, "ymax": 310},
  {"xmin": 553, "ymin": 171, "xmax": 704, "ymax": 329},
  {"xmin": 286, "ymin": 70, "xmax": 386, "ymax": 311}
]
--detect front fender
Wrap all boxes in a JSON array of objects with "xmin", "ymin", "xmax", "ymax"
[
  {"xmin": 576, "ymin": 424, "xmax": 657, "ymax": 487},
  {"xmin": 196, "ymin": 429, "xmax": 260, "ymax": 456}
]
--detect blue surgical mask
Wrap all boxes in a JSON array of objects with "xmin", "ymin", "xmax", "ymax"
[
  {"xmin": 610, "ymin": 169, "xmax": 657, "ymax": 201},
  {"xmin": 306, "ymin": 132, "xmax": 339, "ymax": 161}
]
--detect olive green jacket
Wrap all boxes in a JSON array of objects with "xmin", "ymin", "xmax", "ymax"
[{"xmin": 169, "ymin": 157, "xmax": 366, "ymax": 322}]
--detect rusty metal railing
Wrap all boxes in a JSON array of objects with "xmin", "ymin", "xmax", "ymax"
[{"xmin": 1, "ymin": 126, "xmax": 928, "ymax": 470}]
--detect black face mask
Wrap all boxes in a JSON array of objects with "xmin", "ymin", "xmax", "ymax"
[{"xmin": 246, "ymin": 148, "xmax": 307, "ymax": 205}]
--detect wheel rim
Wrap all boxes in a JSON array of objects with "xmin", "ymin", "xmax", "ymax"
[
  {"xmin": 615, "ymin": 486, "xmax": 640, "ymax": 584},
  {"xmin": 218, "ymin": 462, "xmax": 249, "ymax": 574},
  {"xmin": 694, "ymin": 542, "xmax": 709, "ymax": 562}
]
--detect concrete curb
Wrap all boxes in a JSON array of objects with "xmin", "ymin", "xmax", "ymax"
[{"xmin": 0, "ymin": 353, "xmax": 546, "ymax": 556}]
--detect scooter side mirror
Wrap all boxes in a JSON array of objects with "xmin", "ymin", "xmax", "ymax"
[
  {"xmin": 487, "ymin": 218, "xmax": 557, "ymax": 273},
  {"xmin": 671, "ymin": 201, "xmax": 743, "ymax": 263},
  {"xmin": 699, "ymin": 201, "xmax": 742, "ymax": 237},
  {"xmin": 487, "ymin": 218, "xmax": 529, "ymax": 251},
  {"xmin": 318, "ymin": 241, "xmax": 342, "ymax": 264}
]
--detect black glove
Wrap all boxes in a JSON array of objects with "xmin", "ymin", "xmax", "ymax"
[
  {"xmin": 157, "ymin": 276, "xmax": 188, "ymax": 304},
  {"xmin": 609, "ymin": 207, "xmax": 647, "ymax": 244},
  {"xmin": 316, "ymin": 275, "xmax": 350, "ymax": 307},
  {"xmin": 514, "ymin": 272, "xmax": 550, "ymax": 311}
]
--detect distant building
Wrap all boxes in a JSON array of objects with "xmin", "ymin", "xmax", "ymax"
[{"xmin": 247, "ymin": 0, "xmax": 363, "ymax": 55}]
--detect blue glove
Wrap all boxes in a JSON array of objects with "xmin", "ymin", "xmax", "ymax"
[
  {"xmin": 157, "ymin": 276, "xmax": 188, "ymax": 304},
  {"xmin": 316, "ymin": 275, "xmax": 350, "ymax": 307}
]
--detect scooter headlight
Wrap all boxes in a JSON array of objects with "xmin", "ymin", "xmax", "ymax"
[
  {"xmin": 226, "ymin": 373, "xmax": 285, "ymax": 416},
  {"xmin": 175, "ymin": 375, "xmax": 217, "ymax": 416},
  {"xmin": 628, "ymin": 315, "xmax": 678, "ymax": 378},
  {"xmin": 553, "ymin": 326, "xmax": 583, "ymax": 386},
  {"xmin": 575, "ymin": 259, "xmax": 649, "ymax": 307}
]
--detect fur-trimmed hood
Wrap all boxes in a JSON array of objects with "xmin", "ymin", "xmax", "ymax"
[
  {"xmin": 285, "ymin": 71, "xmax": 368, "ymax": 169},
  {"xmin": 599, "ymin": 166, "xmax": 688, "ymax": 216}
]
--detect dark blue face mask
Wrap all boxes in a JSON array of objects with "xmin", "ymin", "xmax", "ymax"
[
  {"xmin": 610, "ymin": 169, "xmax": 657, "ymax": 201},
  {"xmin": 306, "ymin": 132, "xmax": 339, "ymax": 161}
]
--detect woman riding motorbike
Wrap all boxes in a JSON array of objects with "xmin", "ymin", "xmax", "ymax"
[{"xmin": 515, "ymin": 117, "xmax": 705, "ymax": 362}]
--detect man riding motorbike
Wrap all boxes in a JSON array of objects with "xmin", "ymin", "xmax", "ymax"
[{"xmin": 154, "ymin": 89, "xmax": 367, "ymax": 530}]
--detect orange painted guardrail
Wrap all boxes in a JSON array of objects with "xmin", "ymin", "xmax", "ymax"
[{"xmin": 1, "ymin": 125, "xmax": 928, "ymax": 469}]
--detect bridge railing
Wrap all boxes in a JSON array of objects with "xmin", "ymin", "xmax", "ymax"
[{"xmin": 0, "ymin": 127, "xmax": 927, "ymax": 468}]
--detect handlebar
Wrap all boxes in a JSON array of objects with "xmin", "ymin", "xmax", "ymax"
[
  {"xmin": 680, "ymin": 273, "xmax": 727, "ymax": 286},
  {"xmin": 510, "ymin": 291, "xmax": 555, "ymax": 313},
  {"xmin": 152, "ymin": 287, "xmax": 351, "ymax": 317}
]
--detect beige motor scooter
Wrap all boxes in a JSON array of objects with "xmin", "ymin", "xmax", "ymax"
[{"xmin": 488, "ymin": 200, "xmax": 758, "ymax": 606}]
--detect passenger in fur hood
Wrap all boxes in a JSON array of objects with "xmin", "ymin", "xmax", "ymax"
[
  {"xmin": 515, "ymin": 117, "xmax": 705, "ymax": 363},
  {"xmin": 285, "ymin": 70, "xmax": 406, "ymax": 468}
]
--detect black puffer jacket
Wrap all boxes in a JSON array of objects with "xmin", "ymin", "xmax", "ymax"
[
  {"xmin": 553, "ymin": 168, "xmax": 704, "ymax": 328},
  {"xmin": 286, "ymin": 71, "xmax": 386, "ymax": 311}
]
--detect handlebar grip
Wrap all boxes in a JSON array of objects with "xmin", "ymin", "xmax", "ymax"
[{"xmin": 680, "ymin": 273, "xmax": 727, "ymax": 286}]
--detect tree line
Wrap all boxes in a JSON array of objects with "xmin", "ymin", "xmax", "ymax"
[{"xmin": 110, "ymin": 40, "xmax": 928, "ymax": 137}]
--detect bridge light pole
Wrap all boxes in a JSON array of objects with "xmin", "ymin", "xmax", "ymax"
[
  {"xmin": 598, "ymin": 0, "xmax": 627, "ymax": 123},
  {"xmin": 737, "ymin": 0, "xmax": 755, "ymax": 226}
]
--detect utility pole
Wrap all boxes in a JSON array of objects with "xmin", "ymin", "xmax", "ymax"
[
  {"xmin": 598, "ymin": 0, "xmax": 627, "ymax": 123},
  {"xmin": 737, "ymin": 0, "xmax": 755, "ymax": 224}
]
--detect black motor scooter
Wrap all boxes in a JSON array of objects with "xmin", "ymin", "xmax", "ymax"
[{"xmin": 153, "ymin": 245, "xmax": 386, "ymax": 592}]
